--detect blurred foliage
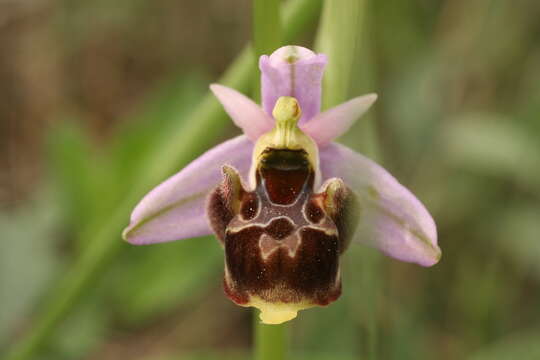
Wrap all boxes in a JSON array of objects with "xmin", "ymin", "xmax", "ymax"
[
  {"xmin": 0, "ymin": 192, "xmax": 62, "ymax": 345},
  {"xmin": 2, "ymin": 0, "xmax": 540, "ymax": 359}
]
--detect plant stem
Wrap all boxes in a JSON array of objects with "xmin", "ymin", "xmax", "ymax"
[
  {"xmin": 3, "ymin": 1, "xmax": 322, "ymax": 360},
  {"xmin": 316, "ymin": 0, "xmax": 366, "ymax": 109},
  {"xmin": 254, "ymin": 316, "xmax": 289, "ymax": 360},
  {"xmin": 252, "ymin": 0, "xmax": 282, "ymax": 102},
  {"xmin": 253, "ymin": 0, "xmax": 282, "ymax": 57}
]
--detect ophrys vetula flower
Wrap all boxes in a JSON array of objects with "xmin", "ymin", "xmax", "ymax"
[{"xmin": 123, "ymin": 45, "xmax": 440, "ymax": 324}]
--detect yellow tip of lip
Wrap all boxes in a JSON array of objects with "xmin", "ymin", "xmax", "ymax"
[
  {"xmin": 259, "ymin": 308, "xmax": 298, "ymax": 324},
  {"xmin": 249, "ymin": 296, "xmax": 312, "ymax": 325}
]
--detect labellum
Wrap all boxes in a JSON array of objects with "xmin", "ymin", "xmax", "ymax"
[{"xmin": 207, "ymin": 97, "xmax": 358, "ymax": 323}]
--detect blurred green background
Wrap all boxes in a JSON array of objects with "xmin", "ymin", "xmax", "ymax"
[{"xmin": 1, "ymin": 0, "xmax": 540, "ymax": 359}]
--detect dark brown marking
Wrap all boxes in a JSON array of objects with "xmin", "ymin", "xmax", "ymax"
[
  {"xmin": 288, "ymin": 228, "xmax": 340, "ymax": 298},
  {"xmin": 265, "ymin": 217, "xmax": 294, "ymax": 240},
  {"xmin": 240, "ymin": 192, "xmax": 258, "ymax": 221},
  {"xmin": 258, "ymin": 149, "xmax": 313, "ymax": 205},
  {"xmin": 305, "ymin": 199, "xmax": 324, "ymax": 224},
  {"xmin": 224, "ymin": 224, "xmax": 341, "ymax": 306},
  {"xmin": 225, "ymin": 226, "xmax": 271, "ymax": 292}
]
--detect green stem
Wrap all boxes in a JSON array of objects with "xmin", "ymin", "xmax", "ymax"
[
  {"xmin": 252, "ymin": 0, "xmax": 282, "ymax": 102},
  {"xmin": 3, "ymin": 1, "xmax": 322, "ymax": 360},
  {"xmin": 316, "ymin": 0, "xmax": 366, "ymax": 109},
  {"xmin": 254, "ymin": 315, "xmax": 289, "ymax": 360},
  {"xmin": 253, "ymin": 0, "xmax": 282, "ymax": 57}
]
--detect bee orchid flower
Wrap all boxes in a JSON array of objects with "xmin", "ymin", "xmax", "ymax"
[{"xmin": 122, "ymin": 45, "xmax": 440, "ymax": 324}]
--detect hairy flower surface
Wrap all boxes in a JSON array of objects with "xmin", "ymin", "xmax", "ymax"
[{"xmin": 123, "ymin": 45, "xmax": 441, "ymax": 324}]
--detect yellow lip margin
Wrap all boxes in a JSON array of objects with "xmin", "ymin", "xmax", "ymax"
[{"xmin": 242, "ymin": 295, "xmax": 315, "ymax": 324}]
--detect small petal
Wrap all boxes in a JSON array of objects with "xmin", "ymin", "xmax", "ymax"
[
  {"xmin": 207, "ymin": 165, "xmax": 247, "ymax": 243},
  {"xmin": 319, "ymin": 143, "xmax": 440, "ymax": 266},
  {"xmin": 301, "ymin": 94, "xmax": 378, "ymax": 146},
  {"xmin": 210, "ymin": 84, "xmax": 274, "ymax": 141},
  {"xmin": 260, "ymin": 45, "xmax": 327, "ymax": 123},
  {"xmin": 123, "ymin": 135, "xmax": 253, "ymax": 245}
]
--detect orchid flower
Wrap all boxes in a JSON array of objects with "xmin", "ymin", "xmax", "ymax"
[{"xmin": 123, "ymin": 45, "xmax": 441, "ymax": 325}]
